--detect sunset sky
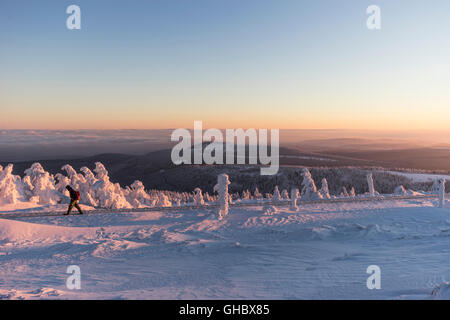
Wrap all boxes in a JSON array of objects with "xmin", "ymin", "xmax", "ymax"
[{"xmin": 1, "ymin": 0, "xmax": 449, "ymax": 130}]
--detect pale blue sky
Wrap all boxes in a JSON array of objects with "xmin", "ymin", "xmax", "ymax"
[{"xmin": 1, "ymin": 0, "xmax": 449, "ymax": 129}]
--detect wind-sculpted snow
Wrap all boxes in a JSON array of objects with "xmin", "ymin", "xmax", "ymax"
[
  {"xmin": 0, "ymin": 197, "xmax": 449, "ymax": 299},
  {"xmin": 431, "ymin": 283, "xmax": 450, "ymax": 299}
]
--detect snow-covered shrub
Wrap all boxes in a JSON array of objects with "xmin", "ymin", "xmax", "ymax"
[
  {"xmin": 242, "ymin": 189, "xmax": 251, "ymax": 200},
  {"xmin": 214, "ymin": 174, "xmax": 230, "ymax": 219},
  {"xmin": 156, "ymin": 192, "xmax": 172, "ymax": 207},
  {"xmin": 126, "ymin": 180, "xmax": 154, "ymax": 208},
  {"xmin": 193, "ymin": 188, "xmax": 205, "ymax": 206}
]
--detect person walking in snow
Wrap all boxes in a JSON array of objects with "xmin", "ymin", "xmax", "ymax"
[{"xmin": 64, "ymin": 185, "xmax": 84, "ymax": 215}]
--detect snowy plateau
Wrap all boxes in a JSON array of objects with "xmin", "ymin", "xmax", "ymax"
[{"xmin": 0, "ymin": 162, "xmax": 449, "ymax": 300}]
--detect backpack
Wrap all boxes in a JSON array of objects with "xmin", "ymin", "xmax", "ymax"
[{"xmin": 75, "ymin": 191, "xmax": 80, "ymax": 201}]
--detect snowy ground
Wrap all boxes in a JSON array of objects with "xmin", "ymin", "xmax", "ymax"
[{"xmin": 1, "ymin": 198, "xmax": 450, "ymax": 300}]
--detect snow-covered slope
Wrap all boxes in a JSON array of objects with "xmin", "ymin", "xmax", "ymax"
[{"xmin": 1, "ymin": 197, "xmax": 449, "ymax": 300}]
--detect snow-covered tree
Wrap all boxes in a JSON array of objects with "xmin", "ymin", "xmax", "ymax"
[
  {"xmin": 319, "ymin": 178, "xmax": 331, "ymax": 199},
  {"xmin": 0, "ymin": 164, "xmax": 25, "ymax": 204},
  {"xmin": 193, "ymin": 188, "xmax": 205, "ymax": 206},
  {"xmin": 341, "ymin": 186, "xmax": 349, "ymax": 197},
  {"xmin": 156, "ymin": 192, "xmax": 172, "ymax": 207},
  {"xmin": 349, "ymin": 187, "xmax": 356, "ymax": 197},
  {"xmin": 90, "ymin": 162, "xmax": 132, "ymax": 209},
  {"xmin": 281, "ymin": 189, "xmax": 289, "ymax": 200},
  {"xmin": 438, "ymin": 178, "xmax": 446, "ymax": 208},
  {"xmin": 54, "ymin": 173, "xmax": 70, "ymax": 194},
  {"xmin": 80, "ymin": 166, "xmax": 97, "ymax": 186},
  {"xmin": 254, "ymin": 187, "xmax": 263, "ymax": 200},
  {"xmin": 272, "ymin": 186, "xmax": 282, "ymax": 202},
  {"xmin": 126, "ymin": 180, "xmax": 153, "ymax": 208},
  {"xmin": 301, "ymin": 168, "xmax": 321, "ymax": 200},
  {"xmin": 431, "ymin": 179, "xmax": 440, "ymax": 193},
  {"xmin": 290, "ymin": 188, "xmax": 299, "ymax": 210},
  {"xmin": 242, "ymin": 189, "xmax": 251, "ymax": 200},
  {"xmin": 24, "ymin": 163, "xmax": 60, "ymax": 205},
  {"xmin": 214, "ymin": 174, "xmax": 230, "ymax": 219},
  {"xmin": 367, "ymin": 173, "xmax": 376, "ymax": 197}
]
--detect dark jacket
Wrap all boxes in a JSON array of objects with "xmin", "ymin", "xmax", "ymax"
[{"xmin": 67, "ymin": 188, "xmax": 79, "ymax": 201}]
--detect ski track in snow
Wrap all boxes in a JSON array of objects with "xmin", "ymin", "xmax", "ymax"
[{"xmin": 0, "ymin": 198, "xmax": 450, "ymax": 300}]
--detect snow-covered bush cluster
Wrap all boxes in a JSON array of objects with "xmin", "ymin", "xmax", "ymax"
[
  {"xmin": 0, "ymin": 162, "xmax": 179, "ymax": 209},
  {"xmin": 0, "ymin": 161, "xmax": 439, "ymax": 215}
]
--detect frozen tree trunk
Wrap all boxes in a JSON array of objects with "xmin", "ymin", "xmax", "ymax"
[
  {"xmin": 290, "ymin": 188, "xmax": 299, "ymax": 210},
  {"xmin": 439, "ymin": 178, "xmax": 446, "ymax": 208},
  {"xmin": 367, "ymin": 173, "xmax": 375, "ymax": 197},
  {"xmin": 214, "ymin": 174, "xmax": 230, "ymax": 220}
]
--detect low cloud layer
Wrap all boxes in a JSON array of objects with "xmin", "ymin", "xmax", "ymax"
[
  {"xmin": 1, "ymin": 129, "xmax": 450, "ymax": 163},
  {"xmin": 0, "ymin": 130, "xmax": 173, "ymax": 162}
]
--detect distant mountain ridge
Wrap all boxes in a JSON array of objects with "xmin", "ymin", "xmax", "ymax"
[{"xmin": 2, "ymin": 144, "xmax": 450, "ymax": 193}]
